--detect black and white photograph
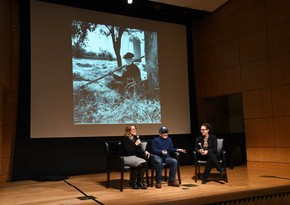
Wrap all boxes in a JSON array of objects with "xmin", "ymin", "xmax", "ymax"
[{"xmin": 72, "ymin": 20, "xmax": 161, "ymax": 124}]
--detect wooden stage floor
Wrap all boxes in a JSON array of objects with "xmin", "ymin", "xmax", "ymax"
[{"xmin": 1, "ymin": 162, "xmax": 290, "ymax": 205}]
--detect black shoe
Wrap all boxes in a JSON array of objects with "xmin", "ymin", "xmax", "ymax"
[
  {"xmin": 201, "ymin": 179, "xmax": 207, "ymax": 184},
  {"xmin": 137, "ymin": 182, "xmax": 147, "ymax": 189},
  {"xmin": 130, "ymin": 181, "xmax": 140, "ymax": 189},
  {"xmin": 219, "ymin": 170, "xmax": 225, "ymax": 176}
]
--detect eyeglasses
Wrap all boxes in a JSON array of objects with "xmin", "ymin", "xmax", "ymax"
[{"xmin": 200, "ymin": 129, "xmax": 208, "ymax": 131}]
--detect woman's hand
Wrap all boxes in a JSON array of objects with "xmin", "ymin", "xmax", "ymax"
[
  {"xmin": 144, "ymin": 151, "xmax": 150, "ymax": 158},
  {"xmin": 135, "ymin": 139, "xmax": 142, "ymax": 146},
  {"xmin": 200, "ymin": 149, "xmax": 208, "ymax": 155}
]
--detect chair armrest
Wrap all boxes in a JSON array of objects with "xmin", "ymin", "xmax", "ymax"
[
  {"xmin": 170, "ymin": 152, "xmax": 180, "ymax": 161},
  {"xmin": 221, "ymin": 150, "xmax": 227, "ymax": 167},
  {"xmin": 107, "ymin": 155, "xmax": 124, "ymax": 170},
  {"xmin": 147, "ymin": 154, "xmax": 156, "ymax": 169},
  {"xmin": 192, "ymin": 151, "xmax": 198, "ymax": 166}
]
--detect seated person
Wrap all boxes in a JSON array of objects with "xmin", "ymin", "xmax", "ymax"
[
  {"xmin": 195, "ymin": 122, "xmax": 225, "ymax": 184},
  {"xmin": 121, "ymin": 124, "xmax": 150, "ymax": 189},
  {"xmin": 151, "ymin": 126, "xmax": 186, "ymax": 188},
  {"xmin": 110, "ymin": 52, "xmax": 142, "ymax": 95}
]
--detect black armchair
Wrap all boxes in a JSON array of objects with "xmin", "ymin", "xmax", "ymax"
[
  {"xmin": 104, "ymin": 141, "xmax": 149, "ymax": 191},
  {"xmin": 193, "ymin": 138, "xmax": 228, "ymax": 183}
]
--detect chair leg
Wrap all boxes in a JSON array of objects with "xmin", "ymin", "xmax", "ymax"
[
  {"xmin": 151, "ymin": 168, "xmax": 154, "ymax": 187},
  {"xmin": 224, "ymin": 167, "xmax": 228, "ymax": 182},
  {"xmin": 120, "ymin": 170, "xmax": 124, "ymax": 192},
  {"xmin": 164, "ymin": 167, "xmax": 167, "ymax": 181},
  {"xmin": 145, "ymin": 169, "xmax": 149, "ymax": 187},
  {"xmin": 194, "ymin": 166, "xmax": 197, "ymax": 182},
  {"xmin": 106, "ymin": 172, "xmax": 110, "ymax": 188},
  {"xmin": 198, "ymin": 166, "xmax": 201, "ymax": 179},
  {"xmin": 177, "ymin": 167, "xmax": 181, "ymax": 184}
]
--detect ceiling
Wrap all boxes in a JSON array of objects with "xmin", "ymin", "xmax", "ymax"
[{"xmin": 147, "ymin": 0, "xmax": 229, "ymax": 12}]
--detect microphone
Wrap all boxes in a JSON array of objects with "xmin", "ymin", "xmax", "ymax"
[
  {"xmin": 198, "ymin": 142, "xmax": 203, "ymax": 149},
  {"xmin": 136, "ymin": 135, "xmax": 141, "ymax": 146}
]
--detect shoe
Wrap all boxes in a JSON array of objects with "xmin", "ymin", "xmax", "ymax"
[
  {"xmin": 168, "ymin": 181, "xmax": 180, "ymax": 187},
  {"xmin": 201, "ymin": 179, "xmax": 207, "ymax": 184},
  {"xmin": 219, "ymin": 170, "xmax": 225, "ymax": 176},
  {"xmin": 129, "ymin": 181, "xmax": 140, "ymax": 189},
  {"xmin": 137, "ymin": 182, "xmax": 147, "ymax": 189},
  {"xmin": 155, "ymin": 183, "xmax": 161, "ymax": 188}
]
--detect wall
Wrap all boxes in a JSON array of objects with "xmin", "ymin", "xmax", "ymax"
[
  {"xmin": 0, "ymin": 0, "xmax": 19, "ymax": 183},
  {"xmin": 193, "ymin": 0, "xmax": 290, "ymax": 163}
]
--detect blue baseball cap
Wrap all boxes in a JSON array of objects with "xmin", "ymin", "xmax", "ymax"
[{"xmin": 159, "ymin": 126, "xmax": 169, "ymax": 133}]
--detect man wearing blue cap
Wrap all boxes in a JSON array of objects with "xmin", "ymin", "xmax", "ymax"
[{"xmin": 151, "ymin": 126, "xmax": 186, "ymax": 188}]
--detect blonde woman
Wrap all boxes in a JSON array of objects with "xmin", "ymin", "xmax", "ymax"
[{"xmin": 121, "ymin": 124, "xmax": 150, "ymax": 189}]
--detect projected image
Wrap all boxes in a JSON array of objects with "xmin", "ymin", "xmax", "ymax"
[{"xmin": 72, "ymin": 20, "xmax": 161, "ymax": 124}]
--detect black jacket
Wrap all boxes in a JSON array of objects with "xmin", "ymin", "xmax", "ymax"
[
  {"xmin": 195, "ymin": 134, "xmax": 218, "ymax": 154},
  {"xmin": 121, "ymin": 136, "xmax": 145, "ymax": 157}
]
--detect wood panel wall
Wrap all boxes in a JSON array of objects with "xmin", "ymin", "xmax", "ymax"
[
  {"xmin": 0, "ymin": 0, "xmax": 18, "ymax": 183},
  {"xmin": 193, "ymin": 0, "xmax": 290, "ymax": 164}
]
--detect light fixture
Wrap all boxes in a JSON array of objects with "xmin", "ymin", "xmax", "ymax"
[{"xmin": 127, "ymin": 0, "xmax": 133, "ymax": 4}]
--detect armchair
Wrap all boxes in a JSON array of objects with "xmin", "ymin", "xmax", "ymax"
[
  {"xmin": 193, "ymin": 138, "xmax": 228, "ymax": 183},
  {"xmin": 104, "ymin": 141, "xmax": 149, "ymax": 191}
]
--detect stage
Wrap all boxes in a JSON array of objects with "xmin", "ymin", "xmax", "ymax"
[{"xmin": 1, "ymin": 162, "xmax": 290, "ymax": 205}]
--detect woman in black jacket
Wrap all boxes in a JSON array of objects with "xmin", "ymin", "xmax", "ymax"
[
  {"xmin": 121, "ymin": 124, "xmax": 150, "ymax": 189},
  {"xmin": 195, "ymin": 123, "xmax": 225, "ymax": 184}
]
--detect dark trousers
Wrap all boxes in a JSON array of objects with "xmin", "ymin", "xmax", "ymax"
[
  {"xmin": 130, "ymin": 162, "xmax": 147, "ymax": 183},
  {"xmin": 198, "ymin": 151, "xmax": 222, "ymax": 179}
]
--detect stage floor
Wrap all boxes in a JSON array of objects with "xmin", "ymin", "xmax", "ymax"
[{"xmin": 1, "ymin": 162, "xmax": 290, "ymax": 205}]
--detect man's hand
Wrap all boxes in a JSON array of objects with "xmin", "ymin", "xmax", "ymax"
[
  {"xmin": 162, "ymin": 150, "xmax": 168, "ymax": 155},
  {"xmin": 177, "ymin": 148, "xmax": 186, "ymax": 153}
]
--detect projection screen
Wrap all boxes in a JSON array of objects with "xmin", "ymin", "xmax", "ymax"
[{"xmin": 30, "ymin": 0, "xmax": 191, "ymax": 138}]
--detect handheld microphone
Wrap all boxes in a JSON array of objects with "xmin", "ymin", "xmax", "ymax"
[
  {"xmin": 198, "ymin": 142, "xmax": 203, "ymax": 149},
  {"xmin": 136, "ymin": 135, "xmax": 141, "ymax": 146}
]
